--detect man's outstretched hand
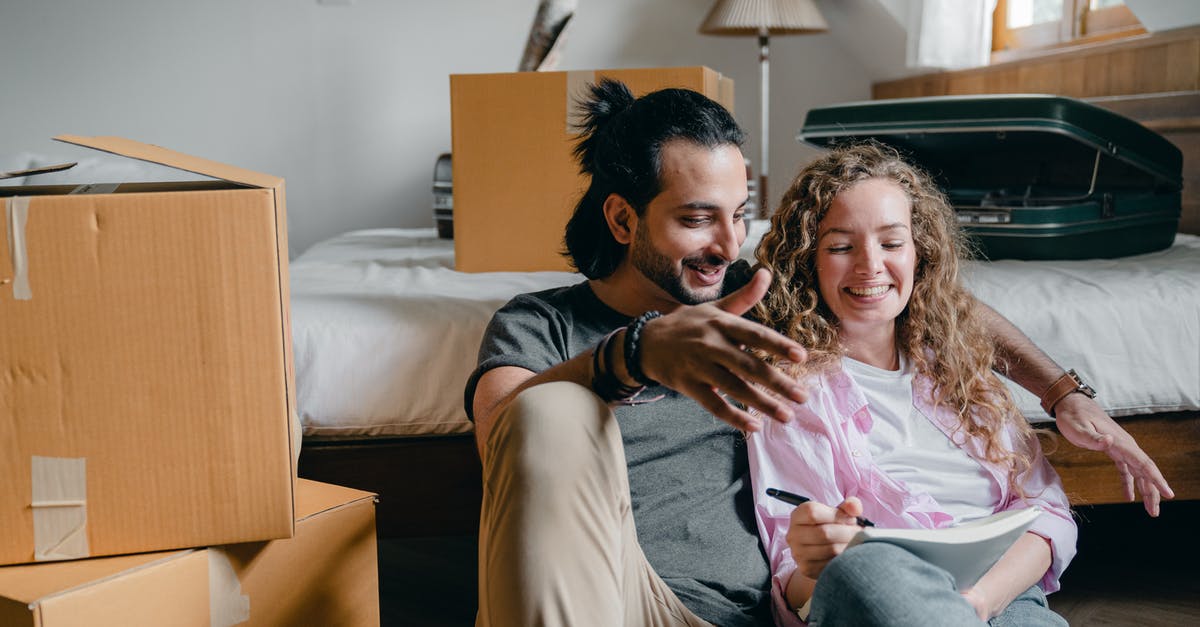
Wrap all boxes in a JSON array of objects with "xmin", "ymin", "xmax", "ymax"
[
  {"xmin": 637, "ymin": 268, "xmax": 808, "ymax": 431},
  {"xmin": 1053, "ymin": 392, "xmax": 1174, "ymax": 516}
]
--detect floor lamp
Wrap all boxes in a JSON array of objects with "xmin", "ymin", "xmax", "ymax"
[{"xmin": 700, "ymin": 0, "xmax": 828, "ymax": 217}]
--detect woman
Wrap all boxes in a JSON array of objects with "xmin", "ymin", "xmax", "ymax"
[{"xmin": 748, "ymin": 141, "xmax": 1076, "ymax": 626}]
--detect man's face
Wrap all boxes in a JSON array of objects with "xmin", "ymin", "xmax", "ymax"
[{"xmin": 628, "ymin": 140, "xmax": 748, "ymax": 305}]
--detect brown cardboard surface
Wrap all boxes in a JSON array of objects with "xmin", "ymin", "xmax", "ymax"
[
  {"xmin": 0, "ymin": 479, "xmax": 378, "ymax": 626},
  {"xmin": 293, "ymin": 477, "xmax": 376, "ymax": 520},
  {"xmin": 0, "ymin": 551, "xmax": 187, "ymax": 605},
  {"xmin": 39, "ymin": 551, "xmax": 210, "ymax": 627},
  {"xmin": 0, "ymin": 137, "xmax": 296, "ymax": 566},
  {"xmin": 450, "ymin": 66, "xmax": 735, "ymax": 272},
  {"xmin": 225, "ymin": 480, "xmax": 378, "ymax": 626}
]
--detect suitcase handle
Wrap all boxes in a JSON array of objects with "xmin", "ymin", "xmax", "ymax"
[{"xmin": 973, "ymin": 149, "xmax": 1102, "ymax": 207}]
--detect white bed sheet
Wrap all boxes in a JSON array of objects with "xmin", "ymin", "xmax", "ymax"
[
  {"xmin": 291, "ymin": 229, "xmax": 577, "ymax": 437},
  {"xmin": 965, "ymin": 233, "xmax": 1200, "ymax": 422},
  {"xmin": 291, "ymin": 227, "xmax": 1200, "ymax": 437}
]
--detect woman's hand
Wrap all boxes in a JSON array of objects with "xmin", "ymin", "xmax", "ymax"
[
  {"xmin": 959, "ymin": 587, "xmax": 993, "ymax": 621},
  {"xmin": 784, "ymin": 497, "xmax": 866, "ymax": 579}
]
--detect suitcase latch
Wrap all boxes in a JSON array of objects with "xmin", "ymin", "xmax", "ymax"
[{"xmin": 956, "ymin": 210, "xmax": 1012, "ymax": 225}]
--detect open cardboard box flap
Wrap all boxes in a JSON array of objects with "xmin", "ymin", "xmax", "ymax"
[
  {"xmin": 0, "ymin": 163, "xmax": 77, "ymax": 182},
  {"xmin": 53, "ymin": 134, "xmax": 283, "ymax": 190}
]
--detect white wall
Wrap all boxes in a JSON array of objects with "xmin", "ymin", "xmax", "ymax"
[
  {"xmin": 1125, "ymin": 0, "xmax": 1200, "ymax": 32},
  {"xmin": 0, "ymin": 0, "xmax": 870, "ymax": 256}
]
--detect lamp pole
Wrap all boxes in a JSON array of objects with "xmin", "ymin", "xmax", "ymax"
[
  {"xmin": 698, "ymin": 0, "xmax": 829, "ymax": 215},
  {"xmin": 758, "ymin": 30, "xmax": 770, "ymax": 216}
]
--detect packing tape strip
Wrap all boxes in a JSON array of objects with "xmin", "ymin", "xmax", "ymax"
[
  {"xmin": 209, "ymin": 548, "xmax": 251, "ymax": 627},
  {"xmin": 565, "ymin": 70, "xmax": 595, "ymax": 134},
  {"xmin": 30, "ymin": 456, "xmax": 90, "ymax": 561},
  {"xmin": 5, "ymin": 196, "xmax": 32, "ymax": 300}
]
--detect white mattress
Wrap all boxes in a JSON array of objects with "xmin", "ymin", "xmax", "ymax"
[
  {"xmin": 290, "ymin": 229, "xmax": 577, "ymax": 437},
  {"xmin": 291, "ymin": 226, "xmax": 1200, "ymax": 437},
  {"xmin": 964, "ymin": 233, "xmax": 1200, "ymax": 422}
]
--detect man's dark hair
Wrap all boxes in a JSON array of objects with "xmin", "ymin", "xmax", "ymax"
[{"xmin": 563, "ymin": 79, "xmax": 744, "ymax": 279}]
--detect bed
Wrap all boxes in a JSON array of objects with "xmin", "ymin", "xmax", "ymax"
[{"xmin": 292, "ymin": 225, "xmax": 1200, "ymax": 537}]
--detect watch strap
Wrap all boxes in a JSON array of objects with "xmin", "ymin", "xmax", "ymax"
[{"xmin": 1040, "ymin": 369, "xmax": 1091, "ymax": 417}]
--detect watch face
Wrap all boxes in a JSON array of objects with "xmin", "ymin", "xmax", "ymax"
[{"xmin": 1068, "ymin": 369, "xmax": 1098, "ymax": 398}]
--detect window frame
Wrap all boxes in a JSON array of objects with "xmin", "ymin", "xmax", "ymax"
[{"xmin": 992, "ymin": 0, "xmax": 1145, "ymax": 58}]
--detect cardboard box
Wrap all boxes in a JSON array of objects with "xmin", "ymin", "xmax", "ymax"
[
  {"xmin": 450, "ymin": 66, "xmax": 735, "ymax": 272},
  {"xmin": 0, "ymin": 479, "xmax": 379, "ymax": 627},
  {"xmin": 0, "ymin": 136, "xmax": 297, "ymax": 566}
]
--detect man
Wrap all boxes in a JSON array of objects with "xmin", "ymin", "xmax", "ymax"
[{"xmin": 465, "ymin": 80, "xmax": 1171, "ymax": 627}]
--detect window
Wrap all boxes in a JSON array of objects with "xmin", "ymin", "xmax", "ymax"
[{"xmin": 992, "ymin": 0, "xmax": 1145, "ymax": 56}]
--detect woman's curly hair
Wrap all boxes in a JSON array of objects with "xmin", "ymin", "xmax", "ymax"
[{"xmin": 752, "ymin": 141, "xmax": 1039, "ymax": 487}]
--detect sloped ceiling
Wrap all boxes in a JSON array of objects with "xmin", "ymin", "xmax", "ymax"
[{"xmin": 817, "ymin": 0, "xmax": 917, "ymax": 82}]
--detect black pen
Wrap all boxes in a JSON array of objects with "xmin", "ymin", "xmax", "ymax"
[{"xmin": 766, "ymin": 488, "xmax": 875, "ymax": 527}]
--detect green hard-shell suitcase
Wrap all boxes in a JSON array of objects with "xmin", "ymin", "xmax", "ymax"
[{"xmin": 798, "ymin": 94, "xmax": 1183, "ymax": 260}]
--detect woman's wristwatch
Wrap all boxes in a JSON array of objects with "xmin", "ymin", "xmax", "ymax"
[
  {"xmin": 1040, "ymin": 369, "xmax": 1097, "ymax": 417},
  {"xmin": 794, "ymin": 598, "xmax": 813, "ymax": 621}
]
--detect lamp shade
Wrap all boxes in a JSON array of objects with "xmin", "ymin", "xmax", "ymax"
[{"xmin": 699, "ymin": 0, "xmax": 828, "ymax": 36}]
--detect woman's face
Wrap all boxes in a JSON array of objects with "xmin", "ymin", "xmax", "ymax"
[{"xmin": 814, "ymin": 177, "xmax": 917, "ymax": 340}]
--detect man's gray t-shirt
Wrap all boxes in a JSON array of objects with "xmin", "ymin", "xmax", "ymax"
[{"xmin": 465, "ymin": 280, "xmax": 770, "ymax": 627}]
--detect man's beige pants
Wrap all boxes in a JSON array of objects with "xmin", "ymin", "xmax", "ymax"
[{"xmin": 476, "ymin": 381, "xmax": 715, "ymax": 627}]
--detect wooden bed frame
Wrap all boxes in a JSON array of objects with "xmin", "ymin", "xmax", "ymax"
[
  {"xmin": 1042, "ymin": 411, "xmax": 1200, "ymax": 505},
  {"xmin": 297, "ymin": 410, "xmax": 1200, "ymax": 538},
  {"xmin": 298, "ymin": 435, "xmax": 482, "ymax": 538}
]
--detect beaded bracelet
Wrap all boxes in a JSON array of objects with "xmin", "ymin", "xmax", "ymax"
[
  {"xmin": 591, "ymin": 329, "xmax": 644, "ymax": 403},
  {"xmin": 623, "ymin": 310, "xmax": 662, "ymax": 386}
]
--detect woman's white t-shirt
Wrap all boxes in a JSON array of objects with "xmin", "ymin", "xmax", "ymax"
[{"xmin": 843, "ymin": 354, "xmax": 1000, "ymax": 523}]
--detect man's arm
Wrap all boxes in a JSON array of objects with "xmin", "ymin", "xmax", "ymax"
[
  {"xmin": 977, "ymin": 302, "xmax": 1174, "ymax": 515},
  {"xmin": 472, "ymin": 269, "xmax": 808, "ymax": 459},
  {"xmin": 472, "ymin": 359, "xmax": 587, "ymax": 456}
]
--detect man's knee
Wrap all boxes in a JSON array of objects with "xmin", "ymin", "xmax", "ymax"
[{"xmin": 487, "ymin": 381, "xmax": 623, "ymax": 491}]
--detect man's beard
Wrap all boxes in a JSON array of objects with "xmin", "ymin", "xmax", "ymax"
[{"xmin": 630, "ymin": 221, "xmax": 727, "ymax": 306}]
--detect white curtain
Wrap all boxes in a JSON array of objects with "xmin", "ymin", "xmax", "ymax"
[{"xmin": 907, "ymin": 0, "xmax": 999, "ymax": 70}]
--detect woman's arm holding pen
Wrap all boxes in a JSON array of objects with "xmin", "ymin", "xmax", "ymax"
[{"xmin": 784, "ymin": 496, "xmax": 868, "ymax": 585}]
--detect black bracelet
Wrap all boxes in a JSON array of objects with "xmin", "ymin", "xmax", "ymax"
[
  {"xmin": 591, "ymin": 329, "xmax": 643, "ymax": 403},
  {"xmin": 624, "ymin": 310, "xmax": 662, "ymax": 386}
]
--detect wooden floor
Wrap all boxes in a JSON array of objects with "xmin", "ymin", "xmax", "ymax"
[
  {"xmin": 379, "ymin": 500, "xmax": 1200, "ymax": 626},
  {"xmin": 379, "ymin": 535, "xmax": 477, "ymax": 626},
  {"xmin": 1049, "ymin": 499, "xmax": 1200, "ymax": 625}
]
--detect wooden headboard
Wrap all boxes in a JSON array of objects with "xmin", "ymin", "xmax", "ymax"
[{"xmin": 871, "ymin": 27, "xmax": 1200, "ymax": 235}]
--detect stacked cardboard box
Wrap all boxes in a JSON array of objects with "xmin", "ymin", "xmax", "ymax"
[
  {"xmin": 1, "ymin": 136, "xmax": 296, "ymax": 565},
  {"xmin": 450, "ymin": 66, "xmax": 735, "ymax": 272},
  {"xmin": 0, "ymin": 138, "xmax": 379, "ymax": 624},
  {"xmin": 0, "ymin": 479, "xmax": 379, "ymax": 626}
]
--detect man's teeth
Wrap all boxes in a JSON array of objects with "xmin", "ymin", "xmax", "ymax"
[{"xmin": 847, "ymin": 285, "xmax": 889, "ymax": 297}]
